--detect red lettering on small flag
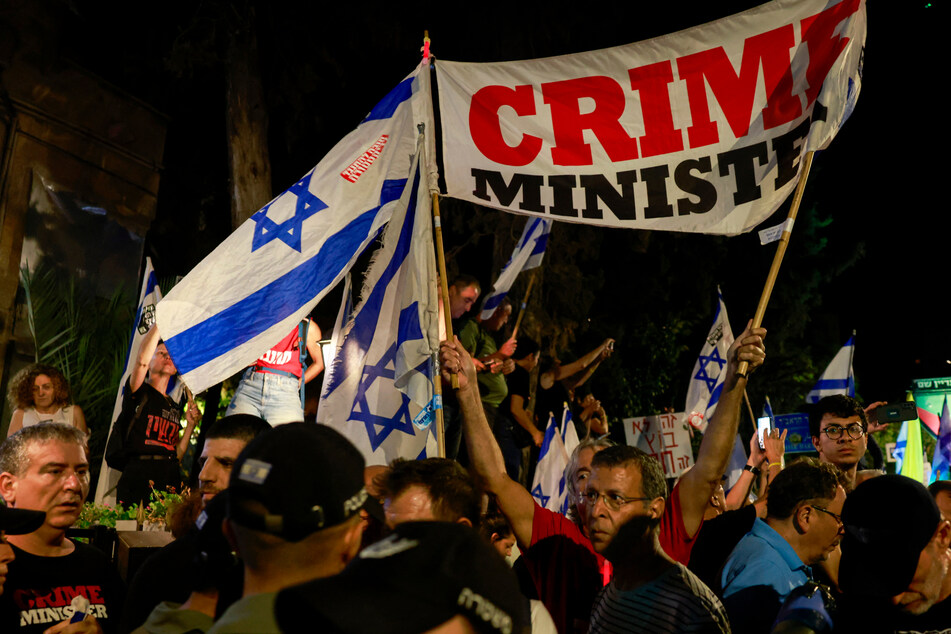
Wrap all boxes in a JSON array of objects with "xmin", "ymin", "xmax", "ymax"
[{"xmin": 340, "ymin": 136, "xmax": 389, "ymax": 183}]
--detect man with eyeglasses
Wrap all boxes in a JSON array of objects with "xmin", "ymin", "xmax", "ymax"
[
  {"xmin": 440, "ymin": 321, "xmax": 765, "ymax": 634},
  {"xmin": 719, "ymin": 459, "xmax": 847, "ymax": 633},
  {"xmin": 809, "ymin": 395, "xmax": 870, "ymax": 490},
  {"xmin": 586, "ymin": 445, "xmax": 730, "ymax": 633}
]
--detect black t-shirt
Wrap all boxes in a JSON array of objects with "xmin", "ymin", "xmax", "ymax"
[
  {"xmin": 499, "ymin": 365, "xmax": 534, "ymax": 446},
  {"xmin": 118, "ymin": 380, "xmax": 183, "ymax": 458},
  {"xmin": 0, "ymin": 541, "xmax": 123, "ymax": 634},
  {"xmin": 121, "ymin": 530, "xmax": 243, "ymax": 632},
  {"xmin": 535, "ymin": 378, "xmax": 571, "ymax": 429},
  {"xmin": 500, "ymin": 365, "xmax": 532, "ymax": 418},
  {"xmin": 688, "ymin": 504, "xmax": 758, "ymax": 592}
]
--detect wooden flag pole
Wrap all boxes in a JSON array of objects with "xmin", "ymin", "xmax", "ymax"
[
  {"xmin": 737, "ymin": 151, "xmax": 815, "ymax": 377},
  {"xmin": 511, "ymin": 271, "xmax": 537, "ymax": 338},
  {"xmin": 743, "ymin": 389, "xmax": 756, "ymax": 431},
  {"xmin": 432, "ymin": 191, "xmax": 454, "ymax": 458}
]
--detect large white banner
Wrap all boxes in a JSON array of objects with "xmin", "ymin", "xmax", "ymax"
[{"xmin": 438, "ymin": 0, "xmax": 865, "ymax": 235}]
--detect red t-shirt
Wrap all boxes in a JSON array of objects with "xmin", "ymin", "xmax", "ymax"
[
  {"xmin": 254, "ymin": 325, "xmax": 303, "ymax": 378},
  {"xmin": 659, "ymin": 480, "xmax": 702, "ymax": 565},
  {"xmin": 520, "ymin": 505, "xmax": 611, "ymax": 634}
]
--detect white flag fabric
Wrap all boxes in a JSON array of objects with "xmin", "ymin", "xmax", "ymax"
[
  {"xmin": 724, "ymin": 432, "xmax": 748, "ymax": 493},
  {"xmin": 95, "ymin": 258, "xmax": 164, "ymax": 504},
  {"xmin": 438, "ymin": 0, "xmax": 865, "ymax": 235},
  {"xmin": 531, "ymin": 412, "xmax": 570, "ymax": 512},
  {"xmin": 317, "ymin": 148, "xmax": 439, "ymax": 465},
  {"xmin": 157, "ymin": 65, "xmax": 433, "ymax": 395},
  {"xmin": 562, "ymin": 406, "xmax": 580, "ymax": 457},
  {"xmin": 685, "ymin": 287, "xmax": 735, "ymax": 433},
  {"xmin": 806, "ymin": 335, "xmax": 854, "ymax": 404},
  {"xmin": 559, "ymin": 407, "xmax": 581, "ymax": 515},
  {"xmin": 479, "ymin": 217, "xmax": 552, "ymax": 320}
]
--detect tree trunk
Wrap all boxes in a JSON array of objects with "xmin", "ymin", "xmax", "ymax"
[{"xmin": 225, "ymin": 10, "xmax": 272, "ymax": 229}]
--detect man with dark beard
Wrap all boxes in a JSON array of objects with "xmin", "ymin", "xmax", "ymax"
[{"xmin": 121, "ymin": 415, "xmax": 271, "ymax": 632}]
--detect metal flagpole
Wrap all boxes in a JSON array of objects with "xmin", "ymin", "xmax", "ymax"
[{"xmin": 737, "ymin": 151, "xmax": 815, "ymax": 377}]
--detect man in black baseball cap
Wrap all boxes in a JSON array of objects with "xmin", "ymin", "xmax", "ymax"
[
  {"xmin": 275, "ymin": 521, "xmax": 531, "ymax": 633},
  {"xmin": 207, "ymin": 423, "xmax": 377, "ymax": 634},
  {"xmin": 0, "ymin": 505, "xmax": 44, "ymax": 596},
  {"xmin": 836, "ymin": 475, "xmax": 951, "ymax": 631}
]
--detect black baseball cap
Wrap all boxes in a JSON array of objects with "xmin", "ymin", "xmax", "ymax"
[
  {"xmin": 839, "ymin": 475, "xmax": 941, "ymax": 597},
  {"xmin": 0, "ymin": 504, "xmax": 45, "ymax": 535},
  {"xmin": 227, "ymin": 423, "xmax": 372, "ymax": 542},
  {"xmin": 275, "ymin": 521, "xmax": 531, "ymax": 634}
]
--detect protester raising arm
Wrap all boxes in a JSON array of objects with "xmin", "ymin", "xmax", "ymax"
[
  {"xmin": 725, "ymin": 431, "xmax": 767, "ymax": 511},
  {"xmin": 440, "ymin": 338, "xmax": 537, "ymax": 547},
  {"xmin": 130, "ymin": 324, "xmax": 162, "ymax": 393},
  {"xmin": 539, "ymin": 338, "xmax": 613, "ymax": 390},
  {"xmin": 675, "ymin": 322, "xmax": 766, "ymax": 545}
]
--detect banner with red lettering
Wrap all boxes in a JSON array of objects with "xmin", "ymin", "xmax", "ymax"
[
  {"xmin": 623, "ymin": 412, "xmax": 694, "ymax": 478},
  {"xmin": 437, "ymin": 0, "xmax": 865, "ymax": 235}
]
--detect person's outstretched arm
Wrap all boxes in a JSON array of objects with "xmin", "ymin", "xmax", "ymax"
[
  {"xmin": 440, "ymin": 337, "xmax": 537, "ymax": 547},
  {"xmin": 678, "ymin": 322, "xmax": 766, "ymax": 539}
]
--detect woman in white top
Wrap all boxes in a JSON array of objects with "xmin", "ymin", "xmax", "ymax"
[{"xmin": 6, "ymin": 363, "xmax": 87, "ymax": 437}]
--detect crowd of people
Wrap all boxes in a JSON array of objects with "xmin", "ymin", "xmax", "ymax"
[{"xmin": 0, "ymin": 274, "xmax": 949, "ymax": 633}]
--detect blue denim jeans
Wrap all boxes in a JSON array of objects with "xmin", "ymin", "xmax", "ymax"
[{"xmin": 226, "ymin": 369, "xmax": 303, "ymax": 425}]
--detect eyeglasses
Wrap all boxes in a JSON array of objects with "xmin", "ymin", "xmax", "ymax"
[
  {"xmin": 820, "ymin": 423, "xmax": 866, "ymax": 440},
  {"xmin": 580, "ymin": 490, "xmax": 652, "ymax": 512},
  {"xmin": 812, "ymin": 505, "xmax": 843, "ymax": 526}
]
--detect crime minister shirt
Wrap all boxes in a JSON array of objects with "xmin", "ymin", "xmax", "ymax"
[{"xmin": 0, "ymin": 542, "xmax": 123, "ymax": 633}]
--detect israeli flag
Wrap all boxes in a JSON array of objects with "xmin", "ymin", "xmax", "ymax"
[
  {"xmin": 157, "ymin": 64, "xmax": 434, "ymax": 395},
  {"xmin": 806, "ymin": 335, "xmax": 855, "ymax": 404},
  {"xmin": 931, "ymin": 397, "xmax": 951, "ymax": 482},
  {"xmin": 559, "ymin": 406, "xmax": 580, "ymax": 515},
  {"xmin": 479, "ymin": 217, "xmax": 552, "ymax": 321},
  {"xmin": 684, "ymin": 287, "xmax": 735, "ymax": 433},
  {"xmin": 95, "ymin": 258, "xmax": 167, "ymax": 504},
  {"xmin": 532, "ymin": 412, "xmax": 569, "ymax": 512},
  {"xmin": 894, "ymin": 420, "xmax": 908, "ymax": 474},
  {"xmin": 317, "ymin": 146, "xmax": 439, "ymax": 465}
]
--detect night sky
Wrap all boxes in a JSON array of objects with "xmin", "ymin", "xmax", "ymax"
[{"xmin": 49, "ymin": 0, "xmax": 947, "ymax": 412}]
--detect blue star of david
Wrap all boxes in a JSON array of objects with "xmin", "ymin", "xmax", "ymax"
[
  {"xmin": 531, "ymin": 484, "xmax": 550, "ymax": 508},
  {"xmin": 349, "ymin": 342, "xmax": 417, "ymax": 450},
  {"xmin": 694, "ymin": 348, "xmax": 727, "ymax": 393},
  {"xmin": 250, "ymin": 171, "xmax": 327, "ymax": 252}
]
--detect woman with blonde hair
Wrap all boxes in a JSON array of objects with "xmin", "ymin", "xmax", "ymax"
[{"xmin": 6, "ymin": 363, "xmax": 87, "ymax": 436}]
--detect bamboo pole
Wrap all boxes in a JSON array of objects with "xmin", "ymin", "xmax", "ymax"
[
  {"xmin": 743, "ymin": 389, "xmax": 756, "ymax": 432},
  {"xmin": 432, "ymin": 192, "xmax": 454, "ymax": 458},
  {"xmin": 511, "ymin": 271, "xmax": 537, "ymax": 338},
  {"xmin": 737, "ymin": 151, "xmax": 815, "ymax": 377}
]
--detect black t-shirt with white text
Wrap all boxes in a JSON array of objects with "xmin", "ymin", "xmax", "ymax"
[{"xmin": 0, "ymin": 541, "xmax": 123, "ymax": 633}]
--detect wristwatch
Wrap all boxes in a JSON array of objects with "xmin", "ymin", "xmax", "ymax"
[{"xmin": 743, "ymin": 464, "xmax": 761, "ymax": 476}]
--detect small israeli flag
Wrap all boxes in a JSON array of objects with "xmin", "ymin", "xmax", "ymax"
[{"xmin": 479, "ymin": 217, "xmax": 551, "ymax": 320}]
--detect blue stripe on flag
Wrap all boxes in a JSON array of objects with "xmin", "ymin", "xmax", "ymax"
[
  {"xmin": 324, "ymin": 167, "xmax": 421, "ymax": 395},
  {"xmin": 167, "ymin": 180, "xmax": 407, "ymax": 376},
  {"xmin": 517, "ymin": 218, "xmax": 543, "ymax": 250},
  {"xmin": 481, "ymin": 293, "xmax": 504, "ymax": 314},
  {"xmin": 363, "ymin": 77, "xmax": 415, "ymax": 122},
  {"xmin": 708, "ymin": 380, "xmax": 724, "ymax": 409},
  {"xmin": 397, "ymin": 301, "xmax": 423, "ymax": 346},
  {"xmin": 531, "ymin": 231, "xmax": 549, "ymax": 256},
  {"xmin": 812, "ymin": 379, "xmax": 851, "ymax": 390}
]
